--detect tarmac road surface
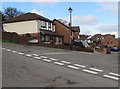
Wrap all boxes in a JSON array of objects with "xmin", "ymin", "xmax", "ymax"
[{"xmin": 1, "ymin": 43, "xmax": 119, "ymax": 87}]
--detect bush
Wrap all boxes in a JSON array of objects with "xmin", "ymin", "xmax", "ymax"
[{"xmin": 2, "ymin": 39, "xmax": 19, "ymax": 43}]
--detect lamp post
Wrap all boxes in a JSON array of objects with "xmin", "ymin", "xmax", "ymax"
[{"xmin": 68, "ymin": 7, "xmax": 73, "ymax": 49}]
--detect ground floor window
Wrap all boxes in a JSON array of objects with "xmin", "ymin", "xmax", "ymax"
[
  {"xmin": 45, "ymin": 35, "xmax": 51, "ymax": 42},
  {"xmin": 41, "ymin": 35, "xmax": 45, "ymax": 41}
]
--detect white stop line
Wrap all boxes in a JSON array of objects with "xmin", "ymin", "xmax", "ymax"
[
  {"xmin": 74, "ymin": 64, "xmax": 86, "ymax": 68},
  {"xmin": 103, "ymin": 75, "xmax": 119, "ymax": 81},
  {"xmin": 67, "ymin": 65, "xmax": 79, "ymax": 70},
  {"xmin": 83, "ymin": 69, "xmax": 98, "ymax": 75},
  {"xmin": 90, "ymin": 68, "xmax": 103, "ymax": 72},
  {"xmin": 25, "ymin": 54, "xmax": 32, "ymax": 57},
  {"xmin": 54, "ymin": 62, "xmax": 64, "ymax": 66},
  {"xmin": 42, "ymin": 59, "xmax": 52, "ymax": 62}
]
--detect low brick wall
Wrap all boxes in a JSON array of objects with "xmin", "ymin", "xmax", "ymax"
[
  {"xmin": 28, "ymin": 43, "xmax": 93, "ymax": 53},
  {"xmin": 2, "ymin": 31, "xmax": 29, "ymax": 44},
  {"xmin": 94, "ymin": 48, "xmax": 111, "ymax": 54}
]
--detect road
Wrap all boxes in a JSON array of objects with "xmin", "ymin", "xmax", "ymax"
[{"xmin": 2, "ymin": 43, "xmax": 119, "ymax": 87}]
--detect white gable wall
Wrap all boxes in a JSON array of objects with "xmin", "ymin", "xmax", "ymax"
[{"xmin": 3, "ymin": 20, "xmax": 38, "ymax": 34}]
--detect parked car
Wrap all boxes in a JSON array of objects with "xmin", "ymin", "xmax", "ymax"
[
  {"xmin": 111, "ymin": 47, "xmax": 118, "ymax": 51},
  {"xmin": 73, "ymin": 40, "xmax": 90, "ymax": 48},
  {"xmin": 28, "ymin": 37, "xmax": 38, "ymax": 43}
]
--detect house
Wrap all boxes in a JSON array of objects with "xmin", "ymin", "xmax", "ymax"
[
  {"xmin": 89, "ymin": 34, "xmax": 118, "ymax": 48},
  {"xmin": 79, "ymin": 34, "xmax": 90, "ymax": 41},
  {"xmin": 53, "ymin": 19, "xmax": 80, "ymax": 45},
  {"xmin": 3, "ymin": 13, "xmax": 63, "ymax": 45}
]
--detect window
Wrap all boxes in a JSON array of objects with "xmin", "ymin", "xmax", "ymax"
[
  {"xmin": 52, "ymin": 25, "xmax": 55, "ymax": 31},
  {"xmin": 59, "ymin": 37, "xmax": 62, "ymax": 42},
  {"xmin": 45, "ymin": 35, "xmax": 51, "ymax": 42},
  {"xmin": 41, "ymin": 21, "xmax": 46, "ymax": 28},
  {"xmin": 48, "ymin": 22, "xmax": 51, "ymax": 28},
  {"xmin": 42, "ymin": 36, "xmax": 45, "ymax": 41}
]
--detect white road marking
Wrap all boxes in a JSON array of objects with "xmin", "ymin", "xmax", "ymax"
[
  {"xmin": 32, "ymin": 54, "xmax": 39, "ymax": 56},
  {"xmin": 61, "ymin": 61, "xmax": 71, "ymax": 64},
  {"xmin": 42, "ymin": 59, "xmax": 52, "ymax": 62},
  {"xmin": 25, "ymin": 54, "xmax": 32, "ymax": 57},
  {"xmin": 83, "ymin": 69, "xmax": 98, "ymax": 75},
  {"xmin": 41, "ymin": 56, "xmax": 48, "ymax": 58},
  {"xmin": 67, "ymin": 65, "xmax": 79, "ymax": 70},
  {"xmin": 33, "ymin": 57, "xmax": 41, "ymax": 59},
  {"xmin": 109, "ymin": 72, "xmax": 120, "ymax": 77},
  {"xmin": 54, "ymin": 62, "xmax": 64, "ymax": 66},
  {"xmin": 12, "ymin": 51, "xmax": 17, "ymax": 53},
  {"xmin": 18, "ymin": 52, "xmax": 24, "ymax": 55},
  {"xmin": 49, "ymin": 58, "xmax": 58, "ymax": 61},
  {"xmin": 6, "ymin": 49, "xmax": 11, "ymax": 51},
  {"xmin": 74, "ymin": 64, "xmax": 86, "ymax": 68},
  {"xmin": 90, "ymin": 68, "xmax": 103, "ymax": 72},
  {"xmin": 103, "ymin": 75, "xmax": 119, "ymax": 81}
]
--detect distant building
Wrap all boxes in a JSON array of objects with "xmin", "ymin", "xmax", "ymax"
[
  {"xmin": 79, "ymin": 34, "xmax": 90, "ymax": 41},
  {"xmin": 89, "ymin": 34, "xmax": 118, "ymax": 48}
]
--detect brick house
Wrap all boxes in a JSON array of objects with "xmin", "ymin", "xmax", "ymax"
[
  {"xmin": 90, "ymin": 34, "xmax": 118, "ymax": 48},
  {"xmin": 3, "ymin": 13, "xmax": 63, "ymax": 45},
  {"xmin": 79, "ymin": 34, "xmax": 90, "ymax": 41},
  {"xmin": 53, "ymin": 19, "xmax": 80, "ymax": 45}
]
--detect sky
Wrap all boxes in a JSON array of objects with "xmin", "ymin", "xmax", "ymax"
[{"xmin": 1, "ymin": 1, "xmax": 119, "ymax": 38}]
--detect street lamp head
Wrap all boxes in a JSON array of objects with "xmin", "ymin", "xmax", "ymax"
[{"xmin": 68, "ymin": 7, "xmax": 73, "ymax": 13}]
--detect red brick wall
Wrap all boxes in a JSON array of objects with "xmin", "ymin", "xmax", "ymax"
[
  {"xmin": 73, "ymin": 32, "xmax": 78, "ymax": 40},
  {"xmin": 101, "ymin": 35, "xmax": 118, "ymax": 48},
  {"xmin": 2, "ymin": 31, "xmax": 29, "ymax": 44},
  {"xmin": 54, "ymin": 20, "xmax": 71, "ymax": 44},
  {"xmin": 19, "ymin": 33, "xmax": 41, "ymax": 40}
]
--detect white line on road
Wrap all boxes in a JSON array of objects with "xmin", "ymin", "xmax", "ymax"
[
  {"xmin": 108, "ymin": 72, "xmax": 120, "ymax": 77},
  {"xmin": 40, "ymin": 56, "xmax": 48, "ymax": 58},
  {"xmin": 83, "ymin": 69, "xmax": 98, "ymax": 75},
  {"xmin": 42, "ymin": 59, "xmax": 52, "ymax": 62},
  {"xmin": 74, "ymin": 64, "xmax": 86, "ymax": 68},
  {"xmin": 54, "ymin": 62, "xmax": 64, "ymax": 66},
  {"xmin": 18, "ymin": 52, "xmax": 24, "ymax": 55},
  {"xmin": 12, "ymin": 51, "xmax": 17, "ymax": 53},
  {"xmin": 90, "ymin": 68, "xmax": 103, "ymax": 72},
  {"xmin": 6, "ymin": 49, "xmax": 11, "ymax": 51},
  {"xmin": 32, "ymin": 54, "xmax": 39, "ymax": 56},
  {"xmin": 61, "ymin": 61, "xmax": 71, "ymax": 64},
  {"xmin": 67, "ymin": 65, "xmax": 79, "ymax": 70},
  {"xmin": 103, "ymin": 75, "xmax": 119, "ymax": 81},
  {"xmin": 33, "ymin": 57, "xmax": 41, "ymax": 59},
  {"xmin": 49, "ymin": 58, "xmax": 58, "ymax": 61},
  {"xmin": 25, "ymin": 54, "xmax": 32, "ymax": 57}
]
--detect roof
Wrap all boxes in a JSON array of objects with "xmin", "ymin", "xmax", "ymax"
[
  {"xmin": 71, "ymin": 26, "xmax": 80, "ymax": 32},
  {"xmin": 3, "ymin": 13, "xmax": 53, "ymax": 23},
  {"xmin": 53, "ymin": 19, "xmax": 80, "ymax": 32},
  {"xmin": 40, "ymin": 29, "xmax": 63, "ymax": 37},
  {"xmin": 53, "ymin": 19, "xmax": 69, "ymax": 28}
]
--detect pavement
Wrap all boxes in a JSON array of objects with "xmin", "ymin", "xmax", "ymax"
[{"xmin": 1, "ymin": 43, "xmax": 120, "ymax": 87}]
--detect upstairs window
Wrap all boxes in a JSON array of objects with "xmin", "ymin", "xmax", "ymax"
[
  {"xmin": 48, "ymin": 22, "xmax": 51, "ymax": 28},
  {"xmin": 41, "ymin": 21, "xmax": 46, "ymax": 28}
]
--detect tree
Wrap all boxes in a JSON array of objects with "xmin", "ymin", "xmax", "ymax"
[
  {"xmin": 0, "ymin": 11, "xmax": 6, "ymax": 21},
  {"xmin": 4, "ymin": 7, "xmax": 24, "ymax": 20}
]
